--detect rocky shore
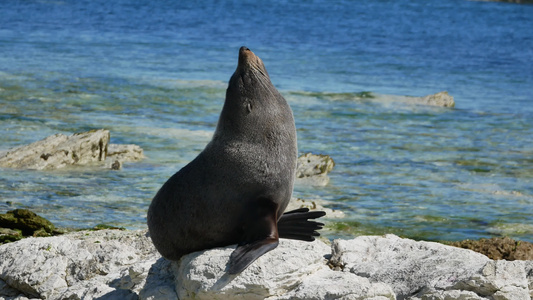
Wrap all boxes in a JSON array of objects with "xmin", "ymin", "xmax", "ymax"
[
  {"xmin": 2, "ymin": 129, "xmax": 532, "ymax": 299},
  {"xmin": 1, "ymin": 209, "xmax": 532, "ymax": 300},
  {"xmin": 1, "ymin": 228, "xmax": 532, "ymax": 300}
]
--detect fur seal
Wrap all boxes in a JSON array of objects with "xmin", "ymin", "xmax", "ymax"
[{"xmin": 147, "ymin": 46, "xmax": 325, "ymax": 274}]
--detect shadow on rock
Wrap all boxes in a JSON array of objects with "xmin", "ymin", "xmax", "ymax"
[{"xmin": 138, "ymin": 257, "xmax": 178, "ymax": 300}]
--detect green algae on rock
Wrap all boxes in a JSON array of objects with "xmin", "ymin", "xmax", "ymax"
[
  {"xmin": 0, "ymin": 209, "xmax": 57, "ymax": 241},
  {"xmin": 0, "ymin": 228, "xmax": 22, "ymax": 243}
]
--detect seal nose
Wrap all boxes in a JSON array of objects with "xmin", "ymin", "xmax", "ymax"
[{"xmin": 238, "ymin": 46, "xmax": 253, "ymax": 66}]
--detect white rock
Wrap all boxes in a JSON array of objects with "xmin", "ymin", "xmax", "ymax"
[
  {"xmin": 526, "ymin": 261, "xmax": 533, "ymax": 299},
  {"xmin": 0, "ymin": 130, "xmax": 145, "ymax": 170},
  {"xmin": 420, "ymin": 91, "xmax": 455, "ymax": 107},
  {"xmin": 0, "ymin": 130, "xmax": 110, "ymax": 170},
  {"xmin": 106, "ymin": 143, "xmax": 145, "ymax": 162},
  {"xmin": 453, "ymin": 260, "xmax": 530, "ymax": 300},
  {"xmin": 1, "ymin": 278, "xmax": 39, "ymax": 300},
  {"xmin": 176, "ymin": 239, "xmax": 330, "ymax": 300},
  {"xmin": 330, "ymin": 234, "xmax": 533, "ymax": 299},
  {"xmin": 330, "ymin": 235, "xmax": 490, "ymax": 298},
  {"xmin": 406, "ymin": 91, "xmax": 455, "ymax": 107},
  {"xmin": 295, "ymin": 153, "xmax": 335, "ymax": 186},
  {"xmin": 409, "ymin": 289, "xmax": 485, "ymax": 300},
  {"xmin": 275, "ymin": 268, "xmax": 395, "ymax": 300},
  {"xmin": 138, "ymin": 258, "xmax": 177, "ymax": 300},
  {"xmin": 0, "ymin": 229, "xmax": 174, "ymax": 300},
  {"xmin": 105, "ymin": 144, "xmax": 144, "ymax": 170},
  {"xmin": 1, "ymin": 230, "xmax": 532, "ymax": 300}
]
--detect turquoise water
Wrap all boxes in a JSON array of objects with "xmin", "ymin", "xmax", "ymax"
[{"xmin": 1, "ymin": 0, "xmax": 532, "ymax": 242}]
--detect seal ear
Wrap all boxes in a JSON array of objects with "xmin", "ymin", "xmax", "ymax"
[{"xmin": 227, "ymin": 198, "xmax": 280, "ymax": 274}]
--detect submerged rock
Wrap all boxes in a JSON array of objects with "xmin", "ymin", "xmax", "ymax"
[
  {"xmin": 286, "ymin": 197, "xmax": 345, "ymax": 218},
  {"xmin": 409, "ymin": 91, "xmax": 455, "ymax": 107},
  {"xmin": 295, "ymin": 153, "xmax": 335, "ymax": 186},
  {"xmin": 1, "ymin": 231, "xmax": 531, "ymax": 300},
  {"xmin": 0, "ymin": 130, "xmax": 144, "ymax": 170},
  {"xmin": 110, "ymin": 159, "xmax": 122, "ymax": 170}
]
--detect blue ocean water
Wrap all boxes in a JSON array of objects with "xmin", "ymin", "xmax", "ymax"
[{"xmin": 1, "ymin": 0, "xmax": 532, "ymax": 242}]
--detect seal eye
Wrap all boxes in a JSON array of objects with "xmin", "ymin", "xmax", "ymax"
[{"xmin": 246, "ymin": 102, "xmax": 253, "ymax": 113}]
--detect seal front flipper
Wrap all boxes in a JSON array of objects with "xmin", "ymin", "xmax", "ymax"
[
  {"xmin": 227, "ymin": 198, "xmax": 280, "ymax": 274},
  {"xmin": 278, "ymin": 208, "xmax": 326, "ymax": 241}
]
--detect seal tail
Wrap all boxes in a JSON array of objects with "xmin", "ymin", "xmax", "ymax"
[{"xmin": 277, "ymin": 208, "xmax": 326, "ymax": 242}]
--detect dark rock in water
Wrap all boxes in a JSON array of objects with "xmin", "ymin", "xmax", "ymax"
[
  {"xmin": 110, "ymin": 160, "xmax": 122, "ymax": 170},
  {"xmin": 450, "ymin": 237, "xmax": 533, "ymax": 261},
  {"xmin": 0, "ymin": 209, "xmax": 55, "ymax": 237}
]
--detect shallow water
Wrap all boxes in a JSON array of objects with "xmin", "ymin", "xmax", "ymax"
[{"xmin": 1, "ymin": 0, "xmax": 532, "ymax": 242}]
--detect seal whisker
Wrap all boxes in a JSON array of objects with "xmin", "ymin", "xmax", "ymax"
[{"xmin": 249, "ymin": 68, "xmax": 277, "ymax": 101}]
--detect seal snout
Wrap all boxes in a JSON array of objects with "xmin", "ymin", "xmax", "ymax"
[{"xmin": 238, "ymin": 46, "xmax": 256, "ymax": 67}]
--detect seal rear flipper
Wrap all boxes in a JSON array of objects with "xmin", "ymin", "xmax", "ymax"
[
  {"xmin": 227, "ymin": 237, "xmax": 279, "ymax": 274},
  {"xmin": 227, "ymin": 198, "xmax": 280, "ymax": 274},
  {"xmin": 278, "ymin": 208, "xmax": 326, "ymax": 241}
]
